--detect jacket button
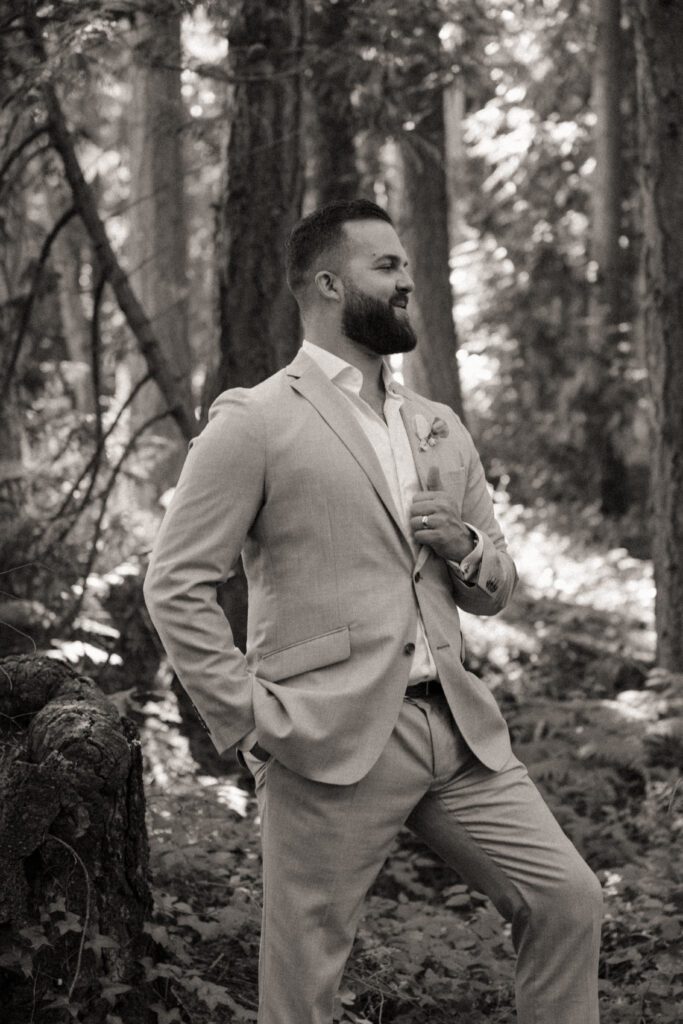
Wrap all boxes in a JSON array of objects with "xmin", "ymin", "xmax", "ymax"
[
  {"xmin": 414, "ymin": 572, "xmax": 421, "ymax": 583},
  {"xmin": 486, "ymin": 579, "xmax": 498, "ymax": 593},
  {"xmin": 404, "ymin": 642, "xmax": 416, "ymax": 655}
]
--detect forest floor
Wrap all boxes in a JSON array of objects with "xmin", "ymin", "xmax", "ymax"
[{"xmin": 137, "ymin": 500, "xmax": 682, "ymax": 1024}]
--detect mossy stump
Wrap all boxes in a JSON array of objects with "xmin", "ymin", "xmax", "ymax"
[{"xmin": 0, "ymin": 655, "xmax": 154, "ymax": 1023}]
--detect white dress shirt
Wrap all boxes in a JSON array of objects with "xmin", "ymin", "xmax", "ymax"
[{"xmin": 300, "ymin": 340, "xmax": 482, "ymax": 685}]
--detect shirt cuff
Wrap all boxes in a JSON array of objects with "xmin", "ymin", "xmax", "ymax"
[{"xmin": 447, "ymin": 525, "xmax": 483, "ymax": 582}]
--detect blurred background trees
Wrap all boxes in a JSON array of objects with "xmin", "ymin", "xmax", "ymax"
[{"xmin": 0, "ymin": 0, "xmax": 681, "ymax": 669}]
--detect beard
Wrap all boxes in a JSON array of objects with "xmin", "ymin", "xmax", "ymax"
[{"xmin": 341, "ymin": 284, "xmax": 418, "ymax": 356}]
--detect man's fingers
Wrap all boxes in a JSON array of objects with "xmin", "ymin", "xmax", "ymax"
[{"xmin": 427, "ymin": 466, "xmax": 442, "ymax": 491}]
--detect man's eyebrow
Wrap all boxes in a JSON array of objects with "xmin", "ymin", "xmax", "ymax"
[{"xmin": 372, "ymin": 253, "xmax": 409, "ymax": 266}]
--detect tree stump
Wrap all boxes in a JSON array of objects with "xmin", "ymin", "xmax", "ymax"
[{"xmin": 0, "ymin": 655, "xmax": 154, "ymax": 1023}]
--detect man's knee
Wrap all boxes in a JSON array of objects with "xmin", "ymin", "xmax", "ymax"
[{"xmin": 538, "ymin": 860, "xmax": 603, "ymax": 931}]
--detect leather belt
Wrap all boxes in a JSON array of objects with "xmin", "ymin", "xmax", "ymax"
[{"xmin": 405, "ymin": 678, "xmax": 441, "ymax": 699}]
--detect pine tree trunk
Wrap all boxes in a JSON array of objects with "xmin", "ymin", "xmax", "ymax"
[
  {"xmin": 443, "ymin": 78, "xmax": 467, "ymax": 248},
  {"xmin": 120, "ymin": 3, "xmax": 192, "ymax": 502},
  {"xmin": 210, "ymin": 0, "xmax": 305, "ymax": 399},
  {"xmin": 632, "ymin": 0, "xmax": 683, "ymax": 669},
  {"xmin": 309, "ymin": 0, "xmax": 360, "ymax": 204},
  {"xmin": 396, "ymin": 96, "xmax": 465, "ymax": 420},
  {"xmin": 588, "ymin": 0, "xmax": 629, "ymax": 514}
]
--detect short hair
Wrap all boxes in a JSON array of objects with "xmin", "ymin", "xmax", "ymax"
[{"xmin": 285, "ymin": 199, "xmax": 393, "ymax": 296}]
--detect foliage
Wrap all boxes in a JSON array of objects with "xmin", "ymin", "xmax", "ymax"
[{"xmin": 450, "ymin": 0, "xmax": 646, "ymax": 513}]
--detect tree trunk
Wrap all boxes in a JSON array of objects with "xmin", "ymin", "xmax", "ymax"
[
  {"xmin": 587, "ymin": 0, "xmax": 629, "ymax": 514},
  {"xmin": 0, "ymin": 118, "xmax": 29, "ymax": 538},
  {"xmin": 395, "ymin": 95, "xmax": 465, "ymax": 420},
  {"xmin": 48, "ymin": 188, "xmax": 95, "ymax": 414},
  {"xmin": 632, "ymin": 0, "xmax": 683, "ymax": 669},
  {"xmin": 0, "ymin": 656, "xmax": 153, "ymax": 1023},
  {"xmin": 308, "ymin": 0, "xmax": 361, "ymax": 204},
  {"xmin": 120, "ymin": 3, "xmax": 192, "ymax": 502},
  {"xmin": 209, "ymin": 0, "xmax": 306, "ymax": 401},
  {"xmin": 443, "ymin": 77, "xmax": 467, "ymax": 249}
]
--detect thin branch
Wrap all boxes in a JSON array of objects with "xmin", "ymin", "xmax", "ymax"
[
  {"xmin": 0, "ymin": 205, "xmax": 77, "ymax": 401},
  {"xmin": 45, "ymin": 834, "xmax": 91, "ymax": 1002},
  {"xmin": 0, "ymin": 124, "xmax": 48, "ymax": 185},
  {"xmin": 54, "ymin": 409, "xmax": 173, "ymax": 632},
  {"xmin": 48, "ymin": 370, "xmax": 152, "ymax": 532},
  {"xmin": 90, "ymin": 269, "xmax": 106, "ymax": 458}
]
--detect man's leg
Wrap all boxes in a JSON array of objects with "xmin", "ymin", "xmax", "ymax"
[
  {"xmin": 251, "ymin": 698, "xmax": 463, "ymax": 1024},
  {"xmin": 407, "ymin": 694, "xmax": 603, "ymax": 1024}
]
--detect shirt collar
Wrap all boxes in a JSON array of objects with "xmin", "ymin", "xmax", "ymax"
[{"xmin": 301, "ymin": 339, "xmax": 399, "ymax": 398}]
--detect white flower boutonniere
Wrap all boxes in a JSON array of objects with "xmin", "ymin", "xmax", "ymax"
[{"xmin": 414, "ymin": 414, "xmax": 449, "ymax": 451}]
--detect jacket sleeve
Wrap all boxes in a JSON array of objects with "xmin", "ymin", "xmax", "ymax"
[
  {"xmin": 143, "ymin": 389, "xmax": 265, "ymax": 755},
  {"xmin": 443, "ymin": 411, "xmax": 518, "ymax": 616}
]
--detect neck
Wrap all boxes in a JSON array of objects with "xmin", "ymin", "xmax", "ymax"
[{"xmin": 304, "ymin": 321, "xmax": 385, "ymax": 393}]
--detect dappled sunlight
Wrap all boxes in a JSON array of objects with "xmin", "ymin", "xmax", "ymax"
[
  {"xmin": 499, "ymin": 499, "xmax": 654, "ymax": 630},
  {"xmin": 196, "ymin": 776, "xmax": 249, "ymax": 818}
]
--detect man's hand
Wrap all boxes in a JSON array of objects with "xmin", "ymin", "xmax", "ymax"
[{"xmin": 410, "ymin": 466, "xmax": 475, "ymax": 562}]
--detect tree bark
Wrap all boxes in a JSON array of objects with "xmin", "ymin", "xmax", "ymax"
[
  {"xmin": 209, "ymin": 0, "xmax": 306, "ymax": 400},
  {"xmin": 308, "ymin": 0, "xmax": 361, "ymax": 204},
  {"xmin": 120, "ymin": 3, "xmax": 192, "ymax": 501},
  {"xmin": 632, "ymin": 0, "xmax": 683, "ymax": 669},
  {"xmin": 0, "ymin": 656, "xmax": 153, "ymax": 1023},
  {"xmin": 395, "ymin": 96, "xmax": 465, "ymax": 420},
  {"xmin": 587, "ymin": 0, "xmax": 629, "ymax": 514}
]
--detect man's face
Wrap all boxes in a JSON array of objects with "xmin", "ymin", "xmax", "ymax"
[{"xmin": 338, "ymin": 220, "xmax": 417, "ymax": 356}]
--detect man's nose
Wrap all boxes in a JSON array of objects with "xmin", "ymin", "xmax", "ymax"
[{"xmin": 397, "ymin": 269, "xmax": 414, "ymax": 293}]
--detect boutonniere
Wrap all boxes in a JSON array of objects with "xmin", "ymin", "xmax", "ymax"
[{"xmin": 414, "ymin": 414, "xmax": 449, "ymax": 451}]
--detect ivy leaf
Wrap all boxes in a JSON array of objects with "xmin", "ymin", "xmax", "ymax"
[
  {"xmin": 55, "ymin": 912, "xmax": 83, "ymax": 935},
  {"xmin": 43, "ymin": 996, "xmax": 82, "ymax": 1018},
  {"xmin": 150, "ymin": 1003, "xmax": 182, "ymax": 1024},
  {"xmin": 18, "ymin": 925, "xmax": 52, "ymax": 949},
  {"xmin": 99, "ymin": 982, "xmax": 133, "ymax": 1006},
  {"xmin": 85, "ymin": 933, "xmax": 120, "ymax": 954}
]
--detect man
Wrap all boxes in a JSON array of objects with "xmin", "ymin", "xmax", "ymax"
[{"xmin": 143, "ymin": 199, "xmax": 602, "ymax": 1024}]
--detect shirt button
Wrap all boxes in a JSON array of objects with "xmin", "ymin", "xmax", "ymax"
[{"xmin": 404, "ymin": 642, "xmax": 416, "ymax": 655}]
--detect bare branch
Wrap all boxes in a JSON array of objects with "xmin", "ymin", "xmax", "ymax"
[
  {"xmin": 54, "ymin": 409, "xmax": 173, "ymax": 632},
  {"xmin": 22, "ymin": 1, "xmax": 197, "ymax": 441},
  {"xmin": 0, "ymin": 124, "xmax": 48, "ymax": 186},
  {"xmin": 48, "ymin": 370, "xmax": 152, "ymax": 532},
  {"xmin": 0, "ymin": 204, "xmax": 78, "ymax": 400}
]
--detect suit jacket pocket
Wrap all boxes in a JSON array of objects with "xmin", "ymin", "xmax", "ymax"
[{"xmin": 257, "ymin": 625, "xmax": 351, "ymax": 682}]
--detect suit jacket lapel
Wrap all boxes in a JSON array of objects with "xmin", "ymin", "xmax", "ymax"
[
  {"xmin": 394, "ymin": 397, "xmax": 431, "ymax": 573},
  {"xmin": 286, "ymin": 352, "xmax": 412, "ymax": 549},
  {"xmin": 398, "ymin": 398, "xmax": 431, "ymax": 491}
]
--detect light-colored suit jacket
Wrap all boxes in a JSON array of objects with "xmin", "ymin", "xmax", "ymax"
[{"xmin": 143, "ymin": 348, "xmax": 518, "ymax": 784}]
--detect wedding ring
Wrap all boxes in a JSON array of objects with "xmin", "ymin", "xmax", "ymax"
[{"xmin": 421, "ymin": 514, "xmax": 430, "ymax": 529}]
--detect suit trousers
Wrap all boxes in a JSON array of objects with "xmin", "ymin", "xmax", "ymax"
[{"xmin": 246, "ymin": 692, "xmax": 603, "ymax": 1024}]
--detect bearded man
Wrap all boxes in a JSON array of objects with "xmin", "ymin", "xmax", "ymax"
[{"xmin": 143, "ymin": 199, "xmax": 602, "ymax": 1024}]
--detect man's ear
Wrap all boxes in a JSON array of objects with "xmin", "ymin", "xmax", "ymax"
[{"xmin": 314, "ymin": 270, "xmax": 342, "ymax": 303}]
